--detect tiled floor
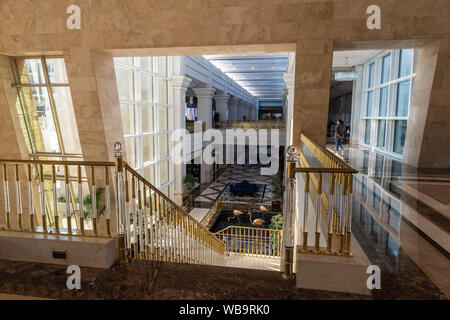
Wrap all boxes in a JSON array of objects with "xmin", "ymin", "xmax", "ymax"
[{"xmin": 195, "ymin": 164, "xmax": 275, "ymax": 206}]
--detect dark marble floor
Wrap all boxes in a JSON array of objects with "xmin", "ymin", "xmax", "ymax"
[{"xmin": 0, "ymin": 259, "xmax": 371, "ymax": 300}]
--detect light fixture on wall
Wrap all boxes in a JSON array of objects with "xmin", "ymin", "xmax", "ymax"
[{"xmin": 335, "ymin": 72, "xmax": 358, "ymax": 81}]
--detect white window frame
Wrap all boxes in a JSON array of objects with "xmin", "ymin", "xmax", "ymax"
[{"xmin": 359, "ymin": 49, "xmax": 416, "ymax": 159}]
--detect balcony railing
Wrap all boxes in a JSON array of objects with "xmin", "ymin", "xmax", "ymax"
[
  {"xmin": 0, "ymin": 143, "xmax": 226, "ymax": 266},
  {"xmin": 216, "ymin": 120, "xmax": 285, "ymax": 129},
  {"xmin": 282, "ymin": 133, "xmax": 358, "ymax": 280},
  {"xmin": 215, "ymin": 226, "xmax": 282, "ymax": 258}
]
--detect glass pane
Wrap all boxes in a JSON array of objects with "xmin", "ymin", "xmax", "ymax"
[
  {"xmin": 125, "ymin": 138, "xmax": 136, "ymax": 167},
  {"xmin": 142, "ymin": 135, "xmax": 155, "ymax": 163},
  {"xmin": 159, "ymin": 134, "xmax": 169, "ymax": 158},
  {"xmin": 160, "ymin": 186, "xmax": 169, "ymax": 197},
  {"xmin": 22, "ymin": 59, "xmax": 46, "ymax": 84},
  {"xmin": 140, "ymin": 73, "xmax": 153, "ymax": 102},
  {"xmin": 365, "ymin": 91, "xmax": 373, "ymax": 116},
  {"xmin": 45, "ymin": 58, "xmax": 69, "ymax": 83},
  {"xmin": 160, "ymin": 160, "xmax": 170, "ymax": 185},
  {"xmin": 393, "ymin": 120, "xmax": 407, "ymax": 154},
  {"xmin": 381, "ymin": 54, "xmax": 390, "ymax": 83},
  {"xmin": 139, "ymin": 57, "xmax": 152, "ymax": 72},
  {"xmin": 116, "ymin": 66, "xmax": 134, "ymax": 100},
  {"xmin": 159, "ymin": 79, "xmax": 168, "ymax": 104},
  {"xmin": 142, "ymin": 105, "xmax": 154, "ymax": 133},
  {"xmin": 364, "ymin": 120, "xmax": 371, "ymax": 145},
  {"xmin": 52, "ymin": 87, "xmax": 82, "ymax": 154},
  {"xmin": 120, "ymin": 104, "xmax": 134, "ymax": 136},
  {"xmin": 159, "ymin": 107, "xmax": 168, "ymax": 131},
  {"xmin": 399, "ymin": 49, "xmax": 413, "ymax": 78},
  {"xmin": 367, "ymin": 63, "xmax": 374, "ymax": 88},
  {"xmin": 376, "ymin": 120, "xmax": 386, "ymax": 148},
  {"xmin": 25, "ymin": 86, "xmax": 60, "ymax": 152},
  {"xmin": 115, "ymin": 57, "xmax": 133, "ymax": 65},
  {"xmin": 395, "ymin": 80, "xmax": 410, "ymax": 117},
  {"xmin": 143, "ymin": 165, "xmax": 155, "ymax": 185},
  {"xmin": 157, "ymin": 57, "xmax": 167, "ymax": 76},
  {"xmin": 379, "ymin": 87, "xmax": 388, "ymax": 116}
]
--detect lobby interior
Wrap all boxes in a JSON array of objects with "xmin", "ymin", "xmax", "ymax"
[{"xmin": 0, "ymin": 0, "xmax": 449, "ymax": 300}]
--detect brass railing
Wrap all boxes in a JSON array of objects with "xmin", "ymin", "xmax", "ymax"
[
  {"xmin": 201, "ymin": 196, "xmax": 222, "ymax": 229},
  {"xmin": 186, "ymin": 121, "xmax": 207, "ymax": 133},
  {"xmin": 114, "ymin": 144, "xmax": 225, "ymax": 265},
  {"xmin": 217, "ymin": 120, "xmax": 285, "ymax": 129},
  {"xmin": 215, "ymin": 226, "xmax": 282, "ymax": 258},
  {"xmin": 282, "ymin": 133, "xmax": 358, "ymax": 279},
  {"xmin": 0, "ymin": 159, "xmax": 114, "ymax": 237},
  {"xmin": 181, "ymin": 193, "xmax": 194, "ymax": 213},
  {"xmin": 0, "ymin": 143, "xmax": 226, "ymax": 266}
]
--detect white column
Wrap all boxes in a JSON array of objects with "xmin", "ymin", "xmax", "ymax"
[
  {"xmin": 214, "ymin": 92, "xmax": 230, "ymax": 122},
  {"xmin": 193, "ymin": 86, "xmax": 216, "ymax": 129},
  {"xmin": 284, "ymin": 73, "xmax": 295, "ymax": 146},
  {"xmin": 172, "ymin": 76, "xmax": 192, "ymax": 205},
  {"xmin": 350, "ymin": 65, "xmax": 363, "ymax": 146},
  {"xmin": 228, "ymin": 97, "xmax": 239, "ymax": 121}
]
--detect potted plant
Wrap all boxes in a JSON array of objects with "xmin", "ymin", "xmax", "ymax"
[
  {"xmin": 271, "ymin": 177, "xmax": 283, "ymax": 212},
  {"xmin": 183, "ymin": 173, "xmax": 196, "ymax": 194},
  {"xmin": 269, "ymin": 213, "xmax": 283, "ymax": 253},
  {"xmin": 82, "ymin": 187, "xmax": 106, "ymax": 222}
]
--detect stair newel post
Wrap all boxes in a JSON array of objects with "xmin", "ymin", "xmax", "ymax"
[
  {"xmin": 282, "ymin": 145, "xmax": 297, "ymax": 280},
  {"xmin": 113, "ymin": 142, "xmax": 127, "ymax": 263}
]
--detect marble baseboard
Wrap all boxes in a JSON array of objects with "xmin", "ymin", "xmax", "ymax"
[{"xmin": 0, "ymin": 231, "xmax": 117, "ymax": 269}]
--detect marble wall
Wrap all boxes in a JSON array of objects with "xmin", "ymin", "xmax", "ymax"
[{"xmin": 0, "ymin": 0, "xmax": 448, "ymax": 169}]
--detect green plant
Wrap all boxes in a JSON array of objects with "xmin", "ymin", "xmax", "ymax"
[
  {"xmin": 183, "ymin": 173, "xmax": 196, "ymax": 193},
  {"xmin": 272, "ymin": 177, "xmax": 282, "ymax": 199},
  {"xmin": 213, "ymin": 112, "xmax": 220, "ymax": 122},
  {"xmin": 270, "ymin": 213, "xmax": 283, "ymax": 251},
  {"xmin": 82, "ymin": 187, "xmax": 106, "ymax": 221},
  {"xmin": 57, "ymin": 196, "xmax": 66, "ymax": 203}
]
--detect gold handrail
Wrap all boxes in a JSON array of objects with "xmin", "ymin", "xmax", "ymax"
[
  {"xmin": 0, "ymin": 159, "xmax": 114, "ymax": 237},
  {"xmin": 123, "ymin": 163, "xmax": 225, "ymax": 258},
  {"xmin": 215, "ymin": 225, "xmax": 282, "ymax": 258}
]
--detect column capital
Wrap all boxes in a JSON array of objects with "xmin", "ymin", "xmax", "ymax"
[
  {"xmin": 229, "ymin": 96, "xmax": 240, "ymax": 104},
  {"xmin": 172, "ymin": 75, "xmax": 192, "ymax": 91},
  {"xmin": 214, "ymin": 92, "xmax": 231, "ymax": 104},
  {"xmin": 193, "ymin": 86, "xmax": 216, "ymax": 99}
]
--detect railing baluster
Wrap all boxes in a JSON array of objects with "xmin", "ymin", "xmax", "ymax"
[
  {"xmin": 78, "ymin": 165, "xmax": 84, "ymax": 235},
  {"xmin": 14, "ymin": 164, "xmax": 23, "ymax": 231},
  {"xmin": 27, "ymin": 164, "xmax": 35, "ymax": 232},
  {"xmin": 104, "ymin": 166, "xmax": 111, "ymax": 237},
  {"xmin": 64, "ymin": 165, "xmax": 71, "ymax": 235},
  {"xmin": 91, "ymin": 166, "xmax": 97, "ymax": 236},
  {"xmin": 39, "ymin": 164, "xmax": 47, "ymax": 233},
  {"xmin": 3, "ymin": 164, "xmax": 11, "ymax": 229},
  {"xmin": 314, "ymin": 173, "xmax": 322, "ymax": 253},
  {"xmin": 327, "ymin": 173, "xmax": 335, "ymax": 254}
]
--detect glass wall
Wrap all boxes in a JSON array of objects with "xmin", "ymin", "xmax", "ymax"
[
  {"xmin": 12, "ymin": 57, "xmax": 82, "ymax": 158},
  {"xmin": 114, "ymin": 57, "xmax": 173, "ymax": 197},
  {"xmin": 360, "ymin": 49, "xmax": 415, "ymax": 157}
]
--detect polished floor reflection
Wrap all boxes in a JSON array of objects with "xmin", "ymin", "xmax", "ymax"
[{"xmin": 327, "ymin": 144, "xmax": 449, "ymax": 299}]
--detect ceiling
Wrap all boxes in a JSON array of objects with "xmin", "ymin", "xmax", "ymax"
[
  {"xmin": 332, "ymin": 50, "xmax": 381, "ymax": 69},
  {"xmin": 204, "ymin": 53, "xmax": 289, "ymax": 101}
]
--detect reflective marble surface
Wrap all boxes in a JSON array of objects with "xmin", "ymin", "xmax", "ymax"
[{"xmin": 328, "ymin": 144, "xmax": 449, "ymax": 299}]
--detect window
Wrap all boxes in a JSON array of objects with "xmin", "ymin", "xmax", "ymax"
[
  {"xmin": 11, "ymin": 56, "xmax": 83, "ymax": 227},
  {"xmin": 359, "ymin": 49, "xmax": 415, "ymax": 157},
  {"xmin": 393, "ymin": 120, "xmax": 407, "ymax": 154},
  {"xmin": 364, "ymin": 120, "xmax": 371, "ymax": 145},
  {"xmin": 377, "ymin": 120, "xmax": 386, "ymax": 148},
  {"xmin": 398, "ymin": 49, "xmax": 413, "ymax": 78},
  {"xmin": 114, "ymin": 57, "xmax": 173, "ymax": 196},
  {"xmin": 395, "ymin": 80, "xmax": 410, "ymax": 117},
  {"xmin": 381, "ymin": 54, "xmax": 391, "ymax": 83}
]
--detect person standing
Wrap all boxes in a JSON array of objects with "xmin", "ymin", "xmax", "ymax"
[{"xmin": 335, "ymin": 119, "xmax": 346, "ymax": 155}]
